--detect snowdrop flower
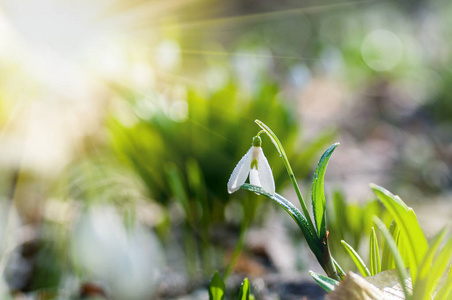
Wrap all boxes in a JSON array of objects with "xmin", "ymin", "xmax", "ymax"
[{"xmin": 228, "ymin": 135, "xmax": 275, "ymax": 195}]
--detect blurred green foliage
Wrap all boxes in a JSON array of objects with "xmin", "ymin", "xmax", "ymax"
[
  {"xmin": 108, "ymin": 78, "xmax": 334, "ymax": 219},
  {"xmin": 107, "ymin": 78, "xmax": 335, "ymax": 274},
  {"xmin": 326, "ymin": 190, "xmax": 385, "ymax": 271}
]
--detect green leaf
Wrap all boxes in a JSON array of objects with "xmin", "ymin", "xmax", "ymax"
[
  {"xmin": 209, "ymin": 271, "xmax": 226, "ymax": 300},
  {"xmin": 369, "ymin": 227, "xmax": 381, "ymax": 276},
  {"xmin": 240, "ymin": 184, "xmax": 322, "ymax": 264},
  {"xmin": 413, "ymin": 228, "xmax": 447, "ymax": 299},
  {"xmin": 423, "ymin": 235, "xmax": 452, "ymax": 299},
  {"xmin": 381, "ymin": 220, "xmax": 399, "ymax": 271},
  {"xmin": 436, "ymin": 264, "xmax": 452, "ymax": 300},
  {"xmin": 373, "ymin": 216, "xmax": 411, "ymax": 299},
  {"xmin": 341, "ymin": 240, "xmax": 371, "ymax": 277},
  {"xmin": 312, "ymin": 143, "xmax": 339, "ymax": 238},
  {"xmin": 371, "ymin": 184, "xmax": 428, "ymax": 283},
  {"xmin": 309, "ymin": 270, "xmax": 339, "ymax": 292},
  {"xmin": 238, "ymin": 278, "xmax": 251, "ymax": 300},
  {"xmin": 166, "ymin": 163, "xmax": 190, "ymax": 217},
  {"xmin": 332, "ymin": 257, "xmax": 346, "ymax": 279}
]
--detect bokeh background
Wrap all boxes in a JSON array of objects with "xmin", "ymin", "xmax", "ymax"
[{"xmin": 0, "ymin": 0, "xmax": 451, "ymax": 298}]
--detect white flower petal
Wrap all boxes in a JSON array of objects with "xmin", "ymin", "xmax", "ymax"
[
  {"xmin": 249, "ymin": 168, "xmax": 261, "ymax": 186},
  {"xmin": 227, "ymin": 147, "xmax": 253, "ymax": 194},
  {"xmin": 258, "ymin": 147, "xmax": 275, "ymax": 195}
]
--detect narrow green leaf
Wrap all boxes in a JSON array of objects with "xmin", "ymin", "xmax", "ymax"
[
  {"xmin": 242, "ymin": 184, "xmax": 340, "ymax": 280},
  {"xmin": 209, "ymin": 271, "xmax": 225, "ymax": 300},
  {"xmin": 373, "ymin": 216, "xmax": 411, "ymax": 299},
  {"xmin": 241, "ymin": 184, "xmax": 321, "ymax": 259},
  {"xmin": 341, "ymin": 240, "xmax": 371, "ymax": 277},
  {"xmin": 312, "ymin": 143, "xmax": 339, "ymax": 238},
  {"xmin": 381, "ymin": 220, "xmax": 399, "ymax": 271},
  {"xmin": 332, "ymin": 257, "xmax": 346, "ymax": 279},
  {"xmin": 413, "ymin": 228, "xmax": 447, "ymax": 299},
  {"xmin": 371, "ymin": 184, "xmax": 428, "ymax": 283},
  {"xmin": 238, "ymin": 278, "xmax": 250, "ymax": 300},
  {"xmin": 309, "ymin": 270, "xmax": 339, "ymax": 292},
  {"xmin": 166, "ymin": 163, "xmax": 190, "ymax": 216},
  {"xmin": 424, "ymin": 236, "xmax": 452, "ymax": 299},
  {"xmin": 369, "ymin": 227, "xmax": 381, "ymax": 276},
  {"xmin": 436, "ymin": 264, "xmax": 452, "ymax": 300},
  {"xmin": 186, "ymin": 158, "xmax": 208, "ymax": 218}
]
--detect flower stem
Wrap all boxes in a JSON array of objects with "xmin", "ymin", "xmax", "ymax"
[{"xmin": 254, "ymin": 119, "xmax": 316, "ymax": 232}]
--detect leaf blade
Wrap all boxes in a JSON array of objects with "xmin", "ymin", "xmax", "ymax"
[
  {"xmin": 436, "ymin": 264, "xmax": 452, "ymax": 300},
  {"xmin": 371, "ymin": 184, "xmax": 428, "ymax": 283},
  {"xmin": 341, "ymin": 240, "xmax": 371, "ymax": 277},
  {"xmin": 238, "ymin": 278, "xmax": 251, "ymax": 300},
  {"xmin": 309, "ymin": 270, "xmax": 339, "ymax": 292},
  {"xmin": 373, "ymin": 216, "xmax": 411, "ymax": 299},
  {"xmin": 242, "ymin": 183, "xmax": 321, "ymax": 252},
  {"xmin": 413, "ymin": 228, "xmax": 447, "ymax": 299},
  {"xmin": 381, "ymin": 220, "xmax": 399, "ymax": 271},
  {"xmin": 424, "ymin": 235, "xmax": 452, "ymax": 299},
  {"xmin": 312, "ymin": 143, "xmax": 339, "ymax": 238},
  {"xmin": 209, "ymin": 271, "xmax": 225, "ymax": 300},
  {"xmin": 369, "ymin": 227, "xmax": 381, "ymax": 276},
  {"xmin": 241, "ymin": 184, "xmax": 322, "ymax": 265}
]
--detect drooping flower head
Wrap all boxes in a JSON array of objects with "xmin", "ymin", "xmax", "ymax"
[{"xmin": 227, "ymin": 135, "xmax": 275, "ymax": 195}]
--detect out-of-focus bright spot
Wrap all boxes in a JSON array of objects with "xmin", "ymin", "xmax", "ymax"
[
  {"xmin": 86, "ymin": 39, "xmax": 130, "ymax": 80},
  {"xmin": 168, "ymin": 85, "xmax": 188, "ymax": 122},
  {"xmin": 0, "ymin": 0, "xmax": 115, "ymax": 175},
  {"xmin": 205, "ymin": 65, "xmax": 229, "ymax": 91},
  {"xmin": 135, "ymin": 96, "xmax": 156, "ymax": 120},
  {"xmin": 155, "ymin": 40, "xmax": 181, "ymax": 70},
  {"xmin": 112, "ymin": 97, "xmax": 139, "ymax": 128},
  {"xmin": 169, "ymin": 100, "xmax": 188, "ymax": 122},
  {"xmin": 233, "ymin": 48, "xmax": 272, "ymax": 93},
  {"xmin": 0, "ymin": 0, "xmax": 107, "ymax": 56},
  {"xmin": 361, "ymin": 29, "xmax": 403, "ymax": 72},
  {"xmin": 72, "ymin": 207, "xmax": 163, "ymax": 299},
  {"xmin": 130, "ymin": 63, "xmax": 155, "ymax": 90}
]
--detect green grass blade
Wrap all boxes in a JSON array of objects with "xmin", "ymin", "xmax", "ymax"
[
  {"xmin": 241, "ymin": 184, "xmax": 321, "ymax": 258},
  {"xmin": 371, "ymin": 184, "xmax": 428, "ymax": 283},
  {"xmin": 369, "ymin": 227, "xmax": 381, "ymax": 276},
  {"xmin": 413, "ymin": 228, "xmax": 447, "ymax": 300},
  {"xmin": 311, "ymin": 143, "xmax": 339, "ymax": 238},
  {"xmin": 238, "ymin": 278, "xmax": 251, "ymax": 300},
  {"xmin": 309, "ymin": 270, "xmax": 339, "ymax": 292},
  {"xmin": 424, "ymin": 236, "xmax": 452, "ymax": 299},
  {"xmin": 341, "ymin": 240, "xmax": 371, "ymax": 277},
  {"xmin": 436, "ymin": 264, "xmax": 452, "ymax": 300},
  {"xmin": 332, "ymin": 257, "xmax": 346, "ymax": 279},
  {"xmin": 166, "ymin": 163, "xmax": 190, "ymax": 217},
  {"xmin": 373, "ymin": 216, "xmax": 411, "ymax": 299},
  {"xmin": 381, "ymin": 220, "xmax": 399, "ymax": 271},
  {"xmin": 209, "ymin": 271, "xmax": 226, "ymax": 300}
]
